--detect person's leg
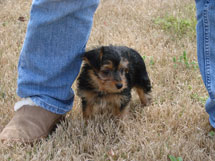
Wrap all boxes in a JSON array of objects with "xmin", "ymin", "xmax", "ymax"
[
  {"xmin": 0, "ymin": 0, "xmax": 100, "ymax": 142},
  {"xmin": 17, "ymin": 0, "xmax": 99, "ymax": 114},
  {"xmin": 196, "ymin": 0, "xmax": 215, "ymax": 128}
]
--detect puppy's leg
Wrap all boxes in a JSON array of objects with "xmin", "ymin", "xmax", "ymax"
[
  {"xmin": 112, "ymin": 106, "xmax": 128, "ymax": 118},
  {"xmin": 112, "ymin": 95, "xmax": 130, "ymax": 118},
  {"xmin": 134, "ymin": 66, "xmax": 151, "ymax": 106},
  {"xmin": 113, "ymin": 105, "xmax": 122, "ymax": 117},
  {"xmin": 81, "ymin": 98, "xmax": 94, "ymax": 120},
  {"xmin": 135, "ymin": 87, "xmax": 148, "ymax": 106}
]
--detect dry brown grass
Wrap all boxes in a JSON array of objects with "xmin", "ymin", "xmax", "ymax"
[{"xmin": 0, "ymin": 0, "xmax": 215, "ymax": 160}]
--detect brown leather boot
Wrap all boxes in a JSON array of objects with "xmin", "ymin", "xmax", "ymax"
[{"xmin": 0, "ymin": 105, "xmax": 65, "ymax": 143}]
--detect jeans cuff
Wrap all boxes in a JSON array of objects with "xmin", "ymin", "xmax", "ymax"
[{"xmin": 30, "ymin": 96, "xmax": 71, "ymax": 114}]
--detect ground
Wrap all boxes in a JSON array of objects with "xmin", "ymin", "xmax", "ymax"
[{"xmin": 0, "ymin": 0, "xmax": 215, "ymax": 160}]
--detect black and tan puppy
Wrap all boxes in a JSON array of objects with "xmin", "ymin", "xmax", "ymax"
[{"xmin": 77, "ymin": 45, "xmax": 151, "ymax": 119}]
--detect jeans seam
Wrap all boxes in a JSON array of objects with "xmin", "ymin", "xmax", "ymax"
[{"xmin": 203, "ymin": 0, "xmax": 213, "ymax": 99}]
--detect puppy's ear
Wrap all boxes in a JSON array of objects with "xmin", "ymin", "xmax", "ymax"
[{"xmin": 83, "ymin": 47, "xmax": 104, "ymax": 70}]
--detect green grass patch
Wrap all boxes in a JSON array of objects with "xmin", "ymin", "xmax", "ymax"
[
  {"xmin": 209, "ymin": 131, "xmax": 215, "ymax": 138},
  {"xmin": 173, "ymin": 51, "xmax": 198, "ymax": 69},
  {"xmin": 142, "ymin": 55, "xmax": 155, "ymax": 66},
  {"xmin": 190, "ymin": 93, "xmax": 207, "ymax": 105},
  {"xmin": 154, "ymin": 5, "xmax": 196, "ymax": 39},
  {"xmin": 169, "ymin": 155, "xmax": 183, "ymax": 161}
]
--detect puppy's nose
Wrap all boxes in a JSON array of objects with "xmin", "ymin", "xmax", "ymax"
[{"xmin": 116, "ymin": 83, "xmax": 123, "ymax": 89}]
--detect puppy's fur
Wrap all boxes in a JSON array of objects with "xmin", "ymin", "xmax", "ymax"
[{"xmin": 77, "ymin": 45, "xmax": 151, "ymax": 119}]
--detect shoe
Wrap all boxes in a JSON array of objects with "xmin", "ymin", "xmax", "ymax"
[{"xmin": 0, "ymin": 105, "xmax": 65, "ymax": 143}]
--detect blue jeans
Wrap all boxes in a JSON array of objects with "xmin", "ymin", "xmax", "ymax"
[
  {"xmin": 196, "ymin": 0, "xmax": 215, "ymax": 127},
  {"xmin": 17, "ymin": 0, "xmax": 100, "ymax": 114}
]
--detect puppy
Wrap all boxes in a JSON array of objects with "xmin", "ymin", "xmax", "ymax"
[{"xmin": 77, "ymin": 45, "xmax": 151, "ymax": 119}]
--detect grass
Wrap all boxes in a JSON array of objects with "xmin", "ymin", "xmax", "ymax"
[
  {"xmin": 154, "ymin": 4, "xmax": 197, "ymax": 40},
  {"xmin": 172, "ymin": 51, "xmax": 199, "ymax": 69},
  {"xmin": 0, "ymin": 0, "xmax": 214, "ymax": 160},
  {"xmin": 169, "ymin": 155, "xmax": 183, "ymax": 161}
]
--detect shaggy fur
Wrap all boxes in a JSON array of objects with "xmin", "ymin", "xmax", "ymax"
[{"xmin": 77, "ymin": 45, "xmax": 152, "ymax": 119}]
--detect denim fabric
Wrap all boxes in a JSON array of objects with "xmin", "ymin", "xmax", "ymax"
[
  {"xmin": 196, "ymin": 0, "xmax": 215, "ymax": 127},
  {"xmin": 17, "ymin": 0, "xmax": 100, "ymax": 114}
]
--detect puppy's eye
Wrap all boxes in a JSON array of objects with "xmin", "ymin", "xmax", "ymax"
[
  {"xmin": 119, "ymin": 68, "xmax": 124, "ymax": 74},
  {"xmin": 101, "ymin": 70, "xmax": 110, "ymax": 76},
  {"xmin": 120, "ymin": 68, "xmax": 128, "ymax": 74}
]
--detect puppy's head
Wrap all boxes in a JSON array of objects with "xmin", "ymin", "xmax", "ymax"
[{"xmin": 83, "ymin": 46, "xmax": 129, "ymax": 93}]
